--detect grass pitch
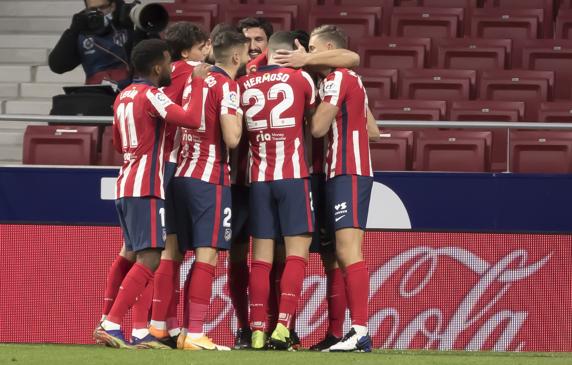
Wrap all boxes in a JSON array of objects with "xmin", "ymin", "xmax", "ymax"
[{"xmin": 1, "ymin": 344, "xmax": 572, "ymax": 365}]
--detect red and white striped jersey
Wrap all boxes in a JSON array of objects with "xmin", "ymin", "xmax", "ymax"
[
  {"xmin": 113, "ymin": 79, "xmax": 203, "ymax": 199},
  {"xmin": 319, "ymin": 68, "xmax": 373, "ymax": 178},
  {"xmin": 230, "ymin": 128, "xmax": 250, "ymax": 186},
  {"xmin": 162, "ymin": 60, "xmax": 200, "ymax": 164},
  {"xmin": 175, "ymin": 66, "xmax": 241, "ymax": 186},
  {"xmin": 307, "ymin": 135, "xmax": 326, "ymax": 175},
  {"xmin": 238, "ymin": 65, "xmax": 315, "ymax": 182}
]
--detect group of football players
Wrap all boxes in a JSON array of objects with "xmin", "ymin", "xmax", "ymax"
[{"xmin": 93, "ymin": 16, "xmax": 380, "ymax": 353}]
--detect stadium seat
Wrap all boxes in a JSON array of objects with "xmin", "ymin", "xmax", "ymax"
[
  {"xmin": 479, "ymin": 70, "xmax": 554, "ymax": 121},
  {"xmin": 163, "ymin": 2, "xmax": 220, "ymax": 31},
  {"xmin": 395, "ymin": 0, "xmax": 478, "ymax": 7},
  {"xmin": 509, "ymin": 130, "xmax": 572, "ymax": 173},
  {"xmin": 390, "ymin": 7, "xmax": 464, "ymax": 39},
  {"xmin": 415, "ymin": 130, "xmax": 493, "ymax": 172},
  {"xmin": 555, "ymin": 10, "xmax": 572, "ymax": 39},
  {"xmin": 23, "ymin": 125, "xmax": 98, "ymax": 165},
  {"xmin": 481, "ymin": 0, "xmax": 554, "ymax": 38},
  {"xmin": 449, "ymin": 100, "xmax": 525, "ymax": 171},
  {"xmin": 308, "ymin": 7, "xmax": 383, "ymax": 48},
  {"xmin": 224, "ymin": 5, "xmax": 299, "ymax": 31},
  {"xmin": 371, "ymin": 130, "xmax": 414, "ymax": 171},
  {"xmin": 355, "ymin": 68, "xmax": 398, "ymax": 101},
  {"xmin": 100, "ymin": 126, "xmax": 123, "ymax": 166},
  {"xmin": 470, "ymin": 9, "xmax": 544, "ymax": 39},
  {"xmin": 256, "ymin": 0, "xmax": 312, "ymax": 30},
  {"xmin": 371, "ymin": 100, "xmax": 447, "ymax": 120},
  {"xmin": 323, "ymin": 0, "xmax": 394, "ymax": 34},
  {"xmin": 433, "ymin": 38, "xmax": 512, "ymax": 70},
  {"xmin": 538, "ymin": 101, "xmax": 572, "ymax": 122},
  {"xmin": 399, "ymin": 69, "xmax": 477, "ymax": 101},
  {"xmin": 450, "ymin": 100, "xmax": 525, "ymax": 121},
  {"xmin": 358, "ymin": 37, "xmax": 431, "ymax": 69},
  {"xmin": 520, "ymin": 39, "xmax": 572, "ymax": 99}
]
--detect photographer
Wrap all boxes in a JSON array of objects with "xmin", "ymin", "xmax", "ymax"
[{"xmin": 48, "ymin": 0, "xmax": 162, "ymax": 87}]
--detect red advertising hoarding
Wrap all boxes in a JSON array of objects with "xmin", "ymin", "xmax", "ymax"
[{"xmin": 1, "ymin": 225, "xmax": 570, "ymax": 351}]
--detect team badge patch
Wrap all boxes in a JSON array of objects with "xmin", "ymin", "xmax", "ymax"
[
  {"xmin": 224, "ymin": 228, "xmax": 232, "ymax": 242},
  {"xmin": 82, "ymin": 38, "xmax": 94, "ymax": 50}
]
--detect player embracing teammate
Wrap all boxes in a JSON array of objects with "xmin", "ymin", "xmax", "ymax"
[
  {"xmin": 238, "ymin": 31, "xmax": 316, "ymax": 350},
  {"xmin": 308, "ymin": 25, "xmax": 378, "ymax": 352}
]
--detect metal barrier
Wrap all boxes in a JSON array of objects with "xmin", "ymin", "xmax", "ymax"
[
  {"xmin": 2, "ymin": 114, "xmax": 572, "ymax": 130},
  {"xmin": 3, "ymin": 114, "xmax": 572, "ymax": 172}
]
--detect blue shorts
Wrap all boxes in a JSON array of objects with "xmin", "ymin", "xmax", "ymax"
[
  {"xmin": 164, "ymin": 162, "xmax": 177, "ymax": 235},
  {"xmin": 309, "ymin": 173, "xmax": 334, "ymax": 253},
  {"xmin": 172, "ymin": 177, "xmax": 232, "ymax": 251},
  {"xmin": 115, "ymin": 197, "xmax": 166, "ymax": 252},
  {"xmin": 250, "ymin": 178, "xmax": 314, "ymax": 239},
  {"xmin": 231, "ymin": 184, "xmax": 250, "ymax": 244},
  {"xmin": 326, "ymin": 175, "xmax": 373, "ymax": 237}
]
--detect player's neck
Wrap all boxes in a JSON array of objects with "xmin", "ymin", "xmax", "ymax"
[
  {"xmin": 215, "ymin": 63, "xmax": 237, "ymax": 80},
  {"xmin": 135, "ymin": 73, "xmax": 159, "ymax": 87}
]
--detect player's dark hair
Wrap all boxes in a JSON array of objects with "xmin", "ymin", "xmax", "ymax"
[
  {"xmin": 291, "ymin": 29, "xmax": 310, "ymax": 52},
  {"xmin": 310, "ymin": 24, "xmax": 348, "ymax": 49},
  {"xmin": 164, "ymin": 22, "xmax": 209, "ymax": 61},
  {"xmin": 267, "ymin": 31, "xmax": 296, "ymax": 54},
  {"xmin": 237, "ymin": 17, "xmax": 273, "ymax": 39},
  {"xmin": 210, "ymin": 22, "xmax": 238, "ymax": 41},
  {"xmin": 131, "ymin": 39, "xmax": 170, "ymax": 76},
  {"xmin": 83, "ymin": 0, "xmax": 115, "ymax": 8},
  {"xmin": 212, "ymin": 30, "xmax": 249, "ymax": 62}
]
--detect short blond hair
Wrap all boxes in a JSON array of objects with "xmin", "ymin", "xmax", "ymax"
[{"xmin": 310, "ymin": 24, "xmax": 348, "ymax": 49}]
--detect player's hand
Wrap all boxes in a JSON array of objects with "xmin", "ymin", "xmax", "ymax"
[
  {"xmin": 192, "ymin": 63, "xmax": 212, "ymax": 80},
  {"xmin": 273, "ymin": 38, "xmax": 309, "ymax": 68}
]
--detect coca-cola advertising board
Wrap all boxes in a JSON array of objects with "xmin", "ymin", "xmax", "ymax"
[{"xmin": 2, "ymin": 225, "xmax": 570, "ymax": 351}]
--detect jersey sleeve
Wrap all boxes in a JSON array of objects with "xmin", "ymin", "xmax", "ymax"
[
  {"xmin": 220, "ymin": 81, "xmax": 241, "ymax": 117},
  {"xmin": 300, "ymin": 70, "xmax": 316, "ymax": 109},
  {"xmin": 320, "ymin": 70, "xmax": 345, "ymax": 108},
  {"xmin": 247, "ymin": 49, "xmax": 268, "ymax": 74},
  {"xmin": 145, "ymin": 86, "xmax": 201, "ymax": 129}
]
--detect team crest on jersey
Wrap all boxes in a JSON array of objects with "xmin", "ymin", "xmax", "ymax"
[
  {"xmin": 162, "ymin": 228, "xmax": 167, "ymax": 243},
  {"xmin": 224, "ymin": 228, "xmax": 232, "ymax": 242},
  {"xmin": 113, "ymin": 31, "xmax": 128, "ymax": 47},
  {"xmin": 82, "ymin": 37, "xmax": 95, "ymax": 50}
]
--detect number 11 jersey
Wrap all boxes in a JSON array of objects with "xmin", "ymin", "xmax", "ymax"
[{"xmin": 238, "ymin": 65, "xmax": 315, "ymax": 183}]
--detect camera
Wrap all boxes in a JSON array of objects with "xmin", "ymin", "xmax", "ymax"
[
  {"xmin": 126, "ymin": 1, "xmax": 169, "ymax": 33},
  {"xmin": 81, "ymin": 1, "xmax": 169, "ymax": 34},
  {"xmin": 84, "ymin": 9, "xmax": 106, "ymax": 34}
]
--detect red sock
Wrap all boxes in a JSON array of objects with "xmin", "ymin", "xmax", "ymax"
[
  {"xmin": 187, "ymin": 262, "xmax": 215, "ymax": 333},
  {"xmin": 102, "ymin": 256, "xmax": 133, "ymax": 316},
  {"xmin": 167, "ymin": 261, "xmax": 181, "ymax": 330},
  {"xmin": 182, "ymin": 266, "xmax": 192, "ymax": 329},
  {"xmin": 277, "ymin": 256, "xmax": 306, "ymax": 328},
  {"xmin": 289, "ymin": 310, "xmax": 297, "ymax": 331},
  {"xmin": 132, "ymin": 279, "xmax": 153, "ymax": 329},
  {"xmin": 327, "ymin": 268, "xmax": 347, "ymax": 338},
  {"xmin": 151, "ymin": 259, "xmax": 177, "ymax": 323},
  {"xmin": 107, "ymin": 263, "xmax": 153, "ymax": 324},
  {"xmin": 249, "ymin": 260, "xmax": 272, "ymax": 332},
  {"xmin": 228, "ymin": 260, "xmax": 250, "ymax": 330},
  {"xmin": 344, "ymin": 261, "xmax": 369, "ymax": 327},
  {"xmin": 268, "ymin": 262, "xmax": 284, "ymax": 330}
]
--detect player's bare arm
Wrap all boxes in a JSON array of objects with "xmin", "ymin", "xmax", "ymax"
[
  {"xmin": 311, "ymin": 101, "xmax": 338, "ymax": 138},
  {"xmin": 273, "ymin": 39, "xmax": 360, "ymax": 69},
  {"xmin": 221, "ymin": 113, "xmax": 243, "ymax": 148},
  {"xmin": 366, "ymin": 108, "xmax": 381, "ymax": 141}
]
